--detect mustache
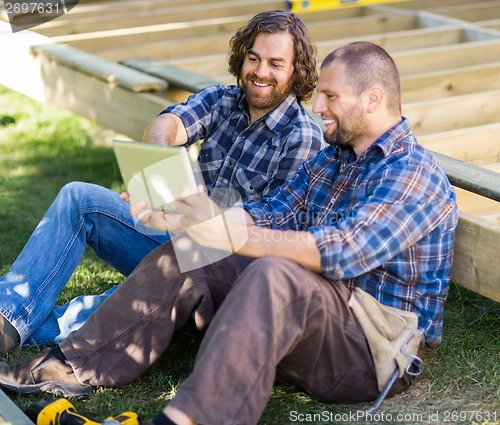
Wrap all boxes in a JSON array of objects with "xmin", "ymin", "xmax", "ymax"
[{"xmin": 245, "ymin": 73, "xmax": 276, "ymax": 86}]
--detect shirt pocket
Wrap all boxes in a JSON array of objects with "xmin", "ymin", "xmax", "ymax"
[
  {"xmin": 234, "ymin": 168, "xmax": 270, "ymax": 201},
  {"xmin": 198, "ymin": 141, "xmax": 224, "ymax": 174}
]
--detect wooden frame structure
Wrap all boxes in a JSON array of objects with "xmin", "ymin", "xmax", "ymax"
[
  {"xmin": 0, "ymin": 0, "xmax": 499, "ymax": 304},
  {"xmin": 0, "ymin": 389, "xmax": 33, "ymax": 425}
]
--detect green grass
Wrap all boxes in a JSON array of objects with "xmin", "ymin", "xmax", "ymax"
[{"xmin": 1, "ymin": 85, "xmax": 499, "ymax": 425}]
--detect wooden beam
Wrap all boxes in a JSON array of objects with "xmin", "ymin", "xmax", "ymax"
[
  {"xmin": 31, "ymin": 0, "xmax": 284, "ymax": 37},
  {"xmin": 164, "ymin": 37, "xmax": 500, "ymax": 79},
  {"xmin": 403, "ymin": 89, "xmax": 500, "ymax": 136},
  {"xmin": 54, "ymin": 10, "xmax": 416, "ymax": 57},
  {"xmin": 97, "ymin": 33, "xmax": 233, "ymax": 62},
  {"xmin": 307, "ymin": 13, "xmax": 417, "ymax": 41},
  {"xmin": 94, "ymin": 14, "xmax": 420, "ymax": 62},
  {"xmin": 0, "ymin": 389, "xmax": 33, "ymax": 425},
  {"xmin": 454, "ymin": 187, "xmax": 500, "ymax": 225},
  {"xmin": 315, "ymin": 26, "xmax": 464, "ymax": 60},
  {"xmin": 42, "ymin": 0, "xmax": 250, "ymax": 22},
  {"xmin": 432, "ymin": 152, "xmax": 500, "ymax": 203},
  {"xmin": 452, "ymin": 211, "xmax": 500, "ymax": 302},
  {"xmin": 479, "ymin": 19, "xmax": 500, "ymax": 31},
  {"xmin": 393, "ymin": 39, "xmax": 500, "ymax": 75},
  {"xmin": 53, "ymin": 16, "xmax": 248, "ymax": 52},
  {"xmin": 483, "ymin": 162, "xmax": 500, "ymax": 173},
  {"xmin": 418, "ymin": 124, "xmax": 500, "ymax": 165},
  {"xmin": 401, "ymin": 62, "xmax": 500, "ymax": 103},
  {"xmin": 429, "ymin": 1, "xmax": 500, "ymax": 23},
  {"xmin": 120, "ymin": 58, "xmax": 222, "ymax": 93},
  {"xmin": 0, "ymin": 21, "xmax": 168, "ymax": 140},
  {"xmin": 32, "ymin": 55, "xmax": 170, "ymax": 140},
  {"xmin": 31, "ymin": 44, "xmax": 167, "ymax": 93}
]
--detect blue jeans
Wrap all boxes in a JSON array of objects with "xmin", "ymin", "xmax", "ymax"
[{"xmin": 0, "ymin": 182, "xmax": 170, "ymax": 346}]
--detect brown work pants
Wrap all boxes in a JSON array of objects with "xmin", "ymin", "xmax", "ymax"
[{"xmin": 60, "ymin": 241, "xmax": 411, "ymax": 425}]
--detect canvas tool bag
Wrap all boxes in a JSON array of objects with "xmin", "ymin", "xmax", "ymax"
[{"xmin": 348, "ymin": 287, "xmax": 423, "ymax": 391}]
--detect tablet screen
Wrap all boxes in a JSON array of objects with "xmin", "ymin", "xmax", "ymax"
[{"xmin": 113, "ymin": 140, "xmax": 200, "ymax": 212}]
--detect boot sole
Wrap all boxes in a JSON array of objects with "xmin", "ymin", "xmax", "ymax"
[{"xmin": 0, "ymin": 378, "xmax": 93, "ymax": 397}]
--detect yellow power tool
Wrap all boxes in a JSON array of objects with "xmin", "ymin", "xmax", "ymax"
[{"xmin": 26, "ymin": 398, "xmax": 139, "ymax": 425}]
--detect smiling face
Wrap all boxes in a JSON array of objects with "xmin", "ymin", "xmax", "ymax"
[
  {"xmin": 240, "ymin": 31, "xmax": 296, "ymax": 122},
  {"xmin": 312, "ymin": 62, "xmax": 369, "ymax": 152}
]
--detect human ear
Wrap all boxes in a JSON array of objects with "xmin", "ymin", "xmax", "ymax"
[{"xmin": 367, "ymin": 86, "xmax": 383, "ymax": 113}]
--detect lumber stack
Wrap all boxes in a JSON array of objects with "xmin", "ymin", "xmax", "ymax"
[{"xmin": 0, "ymin": 0, "xmax": 499, "ymax": 301}]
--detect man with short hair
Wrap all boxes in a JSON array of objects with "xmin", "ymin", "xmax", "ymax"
[
  {"xmin": 0, "ymin": 42, "xmax": 458, "ymax": 425},
  {"xmin": 0, "ymin": 10, "xmax": 324, "ymax": 355}
]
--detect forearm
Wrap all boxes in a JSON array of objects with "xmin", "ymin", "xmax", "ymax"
[
  {"xmin": 142, "ymin": 113, "xmax": 188, "ymax": 146},
  {"xmin": 235, "ymin": 225, "xmax": 322, "ymax": 273}
]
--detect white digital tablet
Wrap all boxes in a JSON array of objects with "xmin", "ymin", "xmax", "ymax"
[{"xmin": 113, "ymin": 140, "xmax": 199, "ymax": 212}]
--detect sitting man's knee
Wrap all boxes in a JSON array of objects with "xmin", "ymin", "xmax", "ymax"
[{"xmin": 244, "ymin": 257, "xmax": 299, "ymax": 279}]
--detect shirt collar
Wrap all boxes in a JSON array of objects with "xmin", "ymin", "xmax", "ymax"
[
  {"xmin": 334, "ymin": 117, "xmax": 413, "ymax": 164},
  {"xmin": 238, "ymin": 92, "xmax": 300, "ymax": 137},
  {"xmin": 370, "ymin": 117, "xmax": 412, "ymax": 157}
]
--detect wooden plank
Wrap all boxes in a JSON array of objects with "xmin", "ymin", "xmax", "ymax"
[
  {"xmin": 393, "ymin": 39, "xmax": 500, "ymax": 75},
  {"xmin": 315, "ymin": 26, "xmax": 464, "ymax": 60},
  {"xmin": 403, "ymin": 89, "xmax": 500, "ymax": 136},
  {"xmin": 98, "ymin": 14, "xmax": 421, "ymax": 62},
  {"xmin": 53, "ymin": 16, "xmax": 248, "ymax": 52},
  {"xmin": 432, "ymin": 152, "xmax": 500, "ymax": 203},
  {"xmin": 479, "ymin": 19, "xmax": 500, "ymax": 31},
  {"xmin": 0, "ymin": 389, "xmax": 33, "ymax": 425},
  {"xmin": 120, "ymin": 58, "xmax": 222, "ymax": 93},
  {"xmin": 430, "ymin": 1, "xmax": 500, "ymax": 23},
  {"xmin": 48, "ymin": 0, "xmax": 238, "ymax": 20},
  {"xmin": 55, "ymin": 10, "xmax": 417, "ymax": 56},
  {"xmin": 401, "ymin": 62, "xmax": 500, "ymax": 103},
  {"xmin": 418, "ymin": 124, "xmax": 500, "ymax": 164},
  {"xmin": 454, "ymin": 188, "xmax": 500, "ymax": 225},
  {"xmin": 97, "ymin": 32, "xmax": 233, "ymax": 62},
  {"xmin": 32, "ymin": 57, "xmax": 170, "ymax": 140},
  {"xmin": 163, "ymin": 38, "xmax": 500, "ymax": 79},
  {"xmin": 31, "ymin": 44, "xmax": 167, "ymax": 93},
  {"xmin": 452, "ymin": 211, "xmax": 500, "ymax": 302},
  {"xmin": 483, "ymin": 162, "xmax": 500, "ymax": 173},
  {"xmin": 30, "ymin": 0, "xmax": 284, "ymax": 37},
  {"xmin": 307, "ymin": 13, "xmax": 418, "ymax": 41},
  {"xmin": 45, "ymin": 0, "xmax": 246, "ymax": 21},
  {"xmin": 0, "ymin": 21, "xmax": 168, "ymax": 140}
]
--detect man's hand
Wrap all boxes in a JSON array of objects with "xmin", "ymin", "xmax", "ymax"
[
  {"xmin": 120, "ymin": 191, "xmax": 130, "ymax": 203},
  {"xmin": 127, "ymin": 187, "xmax": 250, "ymax": 252},
  {"xmin": 130, "ymin": 200, "xmax": 184, "ymax": 233},
  {"xmin": 170, "ymin": 191, "xmax": 248, "ymax": 252}
]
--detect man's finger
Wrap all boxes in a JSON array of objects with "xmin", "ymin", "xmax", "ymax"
[{"xmin": 130, "ymin": 199, "xmax": 149, "ymax": 217}]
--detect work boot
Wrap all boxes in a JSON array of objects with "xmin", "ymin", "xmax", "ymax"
[
  {"xmin": 0, "ymin": 347, "xmax": 94, "ymax": 397},
  {"xmin": 0, "ymin": 315, "xmax": 19, "ymax": 357}
]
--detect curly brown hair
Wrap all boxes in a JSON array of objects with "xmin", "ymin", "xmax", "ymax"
[{"xmin": 228, "ymin": 10, "xmax": 318, "ymax": 102}]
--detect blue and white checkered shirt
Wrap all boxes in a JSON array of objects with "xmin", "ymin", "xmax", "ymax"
[
  {"xmin": 244, "ymin": 118, "xmax": 458, "ymax": 346},
  {"xmin": 163, "ymin": 85, "xmax": 325, "ymax": 203}
]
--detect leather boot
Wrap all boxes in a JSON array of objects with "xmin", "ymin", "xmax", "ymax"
[{"xmin": 0, "ymin": 347, "xmax": 93, "ymax": 397}]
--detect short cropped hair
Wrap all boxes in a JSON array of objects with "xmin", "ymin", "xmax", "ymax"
[
  {"xmin": 321, "ymin": 41, "xmax": 402, "ymax": 115},
  {"xmin": 228, "ymin": 10, "xmax": 318, "ymax": 102}
]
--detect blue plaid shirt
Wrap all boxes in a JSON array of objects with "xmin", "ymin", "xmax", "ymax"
[
  {"xmin": 244, "ymin": 118, "xmax": 458, "ymax": 346},
  {"xmin": 163, "ymin": 85, "xmax": 325, "ymax": 203}
]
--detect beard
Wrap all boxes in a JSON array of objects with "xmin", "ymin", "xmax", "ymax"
[
  {"xmin": 324, "ymin": 107, "xmax": 366, "ymax": 148},
  {"xmin": 241, "ymin": 73, "xmax": 294, "ymax": 112}
]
